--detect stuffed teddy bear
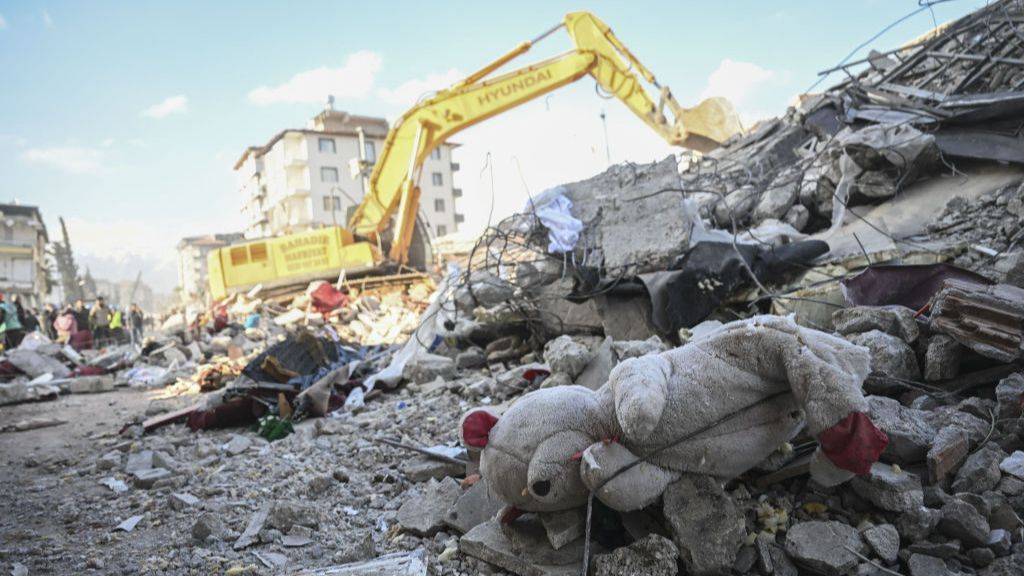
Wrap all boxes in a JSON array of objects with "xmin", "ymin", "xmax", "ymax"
[{"xmin": 461, "ymin": 315, "xmax": 889, "ymax": 514}]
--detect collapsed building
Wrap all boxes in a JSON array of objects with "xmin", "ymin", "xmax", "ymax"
[{"xmin": 4, "ymin": 2, "xmax": 1024, "ymax": 575}]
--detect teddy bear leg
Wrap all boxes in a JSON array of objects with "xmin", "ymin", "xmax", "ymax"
[{"xmin": 579, "ymin": 441, "xmax": 678, "ymax": 512}]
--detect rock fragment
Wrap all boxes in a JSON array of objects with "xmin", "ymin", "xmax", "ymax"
[
  {"xmin": 397, "ymin": 477, "xmax": 461, "ymax": 536},
  {"xmin": 784, "ymin": 521, "xmax": 865, "ymax": 575}
]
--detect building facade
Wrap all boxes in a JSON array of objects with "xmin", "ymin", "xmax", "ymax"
[
  {"xmin": 0, "ymin": 204, "xmax": 50, "ymax": 307},
  {"xmin": 176, "ymin": 233, "xmax": 244, "ymax": 305},
  {"xmin": 235, "ymin": 105, "xmax": 463, "ymax": 242}
]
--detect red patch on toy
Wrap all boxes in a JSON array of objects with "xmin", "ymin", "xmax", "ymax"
[
  {"xmin": 463, "ymin": 410, "xmax": 499, "ymax": 448},
  {"xmin": 817, "ymin": 411, "xmax": 889, "ymax": 476}
]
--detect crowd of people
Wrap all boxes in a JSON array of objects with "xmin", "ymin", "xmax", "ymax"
[{"xmin": 0, "ymin": 293, "xmax": 146, "ymax": 351}]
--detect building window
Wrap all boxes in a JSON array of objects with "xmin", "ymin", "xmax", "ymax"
[
  {"xmin": 432, "ymin": 172, "xmax": 443, "ymax": 186},
  {"xmin": 249, "ymin": 243, "xmax": 268, "ymax": 262},
  {"xmin": 318, "ymin": 138, "xmax": 336, "ymax": 153},
  {"xmin": 229, "ymin": 246, "xmax": 249, "ymax": 266},
  {"xmin": 321, "ymin": 167, "xmax": 339, "ymax": 182},
  {"xmin": 323, "ymin": 195, "xmax": 342, "ymax": 211},
  {"xmin": 436, "ymin": 225, "xmax": 447, "ymax": 237},
  {"xmin": 434, "ymin": 198, "xmax": 445, "ymax": 212},
  {"xmin": 364, "ymin": 141, "xmax": 376, "ymax": 162},
  {"xmin": 430, "ymin": 148, "xmax": 441, "ymax": 160}
]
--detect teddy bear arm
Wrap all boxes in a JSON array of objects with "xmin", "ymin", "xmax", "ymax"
[{"xmin": 610, "ymin": 356, "xmax": 670, "ymax": 441}]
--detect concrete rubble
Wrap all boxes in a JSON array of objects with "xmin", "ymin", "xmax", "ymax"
[{"xmin": 6, "ymin": 2, "xmax": 1024, "ymax": 575}]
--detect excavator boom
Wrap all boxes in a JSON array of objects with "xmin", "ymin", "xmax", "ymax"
[{"xmin": 348, "ymin": 11, "xmax": 743, "ymax": 265}]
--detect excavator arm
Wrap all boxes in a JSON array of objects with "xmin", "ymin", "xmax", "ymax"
[{"xmin": 348, "ymin": 11, "xmax": 742, "ymax": 264}]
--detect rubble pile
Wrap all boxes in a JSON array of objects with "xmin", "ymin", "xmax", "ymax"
[{"xmin": 4, "ymin": 2, "xmax": 1024, "ymax": 575}]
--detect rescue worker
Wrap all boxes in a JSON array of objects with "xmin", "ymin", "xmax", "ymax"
[
  {"xmin": 109, "ymin": 306, "xmax": 125, "ymax": 343},
  {"xmin": 89, "ymin": 296, "xmax": 112, "ymax": 346},
  {"xmin": 0, "ymin": 292, "xmax": 25, "ymax": 349},
  {"xmin": 42, "ymin": 303, "xmax": 59, "ymax": 340},
  {"xmin": 128, "ymin": 303, "xmax": 145, "ymax": 344}
]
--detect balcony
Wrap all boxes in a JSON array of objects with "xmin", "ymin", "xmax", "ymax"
[
  {"xmin": 452, "ymin": 188, "xmax": 463, "ymax": 198},
  {"xmin": 450, "ymin": 162, "xmax": 460, "ymax": 172},
  {"xmin": 455, "ymin": 213, "xmax": 465, "ymax": 224}
]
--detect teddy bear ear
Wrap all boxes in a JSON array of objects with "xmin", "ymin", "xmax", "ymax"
[{"xmin": 462, "ymin": 409, "xmax": 499, "ymax": 448}]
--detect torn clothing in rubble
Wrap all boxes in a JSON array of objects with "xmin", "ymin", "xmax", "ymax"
[
  {"xmin": 527, "ymin": 186, "xmax": 584, "ymax": 254},
  {"xmin": 567, "ymin": 240, "xmax": 829, "ymax": 337}
]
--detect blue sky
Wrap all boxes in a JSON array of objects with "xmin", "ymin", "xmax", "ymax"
[{"xmin": 0, "ymin": 0, "xmax": 985, "ymax": 293}]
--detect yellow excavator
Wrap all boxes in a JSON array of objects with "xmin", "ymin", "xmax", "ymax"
[{"xmin": 207, "ymin": 11, "xmax": 742, "ymax": 300}]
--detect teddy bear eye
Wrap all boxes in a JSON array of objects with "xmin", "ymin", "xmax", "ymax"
[{"xmin": 532, "ymin": 480, "xmax": 551, "ymax": 496}]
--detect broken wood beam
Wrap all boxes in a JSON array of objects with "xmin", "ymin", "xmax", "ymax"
[{"xmin": 929, "ymin": 279, "xmax": 1024, "ymax": 363}]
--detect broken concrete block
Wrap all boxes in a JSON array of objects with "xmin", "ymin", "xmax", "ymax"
[
  {"xmin": 542, "ymin": 336, "xmax": 592, "ymax": 380},
  {"xmin": 169, "ymin": 492, "xmax": 200, "ymax": 511},
  {"xmin": 68, "ymin": 375, "xmax": 115, "ymax": 394},
  {"xmin": 784, "ymin": 521, "xmax": 865, "ymax": 575},
  {"xmin": 224, "ymin": 434, "xmax": 252, "ymax": 456},
  {"xmin": 152, "ymin": 450, "xmax": 178, "ymax": 471},
  {"xmin": 663, "ymin": 475, "xmax": 744, "ymax": 576},
  {"xmin": 863, "ymin": 523, "xmax": 900, "ymax": 564},
  {"xmin": 539, "ymin": 508, "xmax": 585, "ymax": 550},
  {"xmin": 713, "ymin": 184, "xmax": 759, "ymax": 227},
  {"xmin": 234, "ymin": 502, "xmax": 272, "ymax": 551},
  {"xmin": 595, "ymin": 293, "xmax": 660, "ymax": 341},
  {"xmin": 1000, "ymin": 451, "xmax": 1024, "ymax": 480},
  {"xmin": 752, "ymin": 181, "xmax": 798, "ymax": 223},
  {"xmin": 397, "ymin": 477, "xmax": 460, "ymax": 536},
  {"xmin": 996, "ymin": 373, "xmax": 1024, "ymax": 420},
  {"xmin": 455, "ymin": 348, "xmax": 487, "ymax": 369},
  {"xmin": 783, "ymin": 204, "xmax": 809, "ymax": 231},
  {"xmin": 938, "ymin": 500, "xmax": 991, "ymax": 548},
  {"xmin": 952, "ymin": 444, "xmax": 1007, "ymax": 494},
  {"xmin": 592, "ymin": 534, "xmax": 679, "ymax": 576},
  {"xmin": 867, "ymin": 396, "xmax": 936, "ymax": 464},
  {"xmin": 907, "ymin": 554, "xmax": 956, "ymax": 576},
  {"xmin": 459, "ymin": 517, "xmax": 597, "ymax": 576},
  {"xmin": 852, "ymin": 462, "xmax": 924, "ymax": 512},
  {"xmin": 928, "ymin": 427, "xmax": 970, "ymax": 484},
  {"xmin": 847, "ymin": 330, "xmax": 921, "ymax": 382},
  {"xmin": 191, "ymin": 512, "xmax": 227, "ymax": 541},
  {"xmin": 924, "ymin": 335, "xmax": 962, "ymax": 381},
  {"xmin": 132, "ymin": 467, "xmax": 171, "ymax": 488},
  {"xmin": 832, "ymin": 306, "xmax": 920, "ymax": 343},
  {"xmin": 6, "ymin": 349, "xmax": 71, "ymax": 378},
  {"xmin": 575, "ymin": 337, "xmax": 615, "ymax": 391},
  {"xmin": 96, "ymin": 450, "xmax": 122, "ymax": 471},
  {"xmin": 267, "ymin": 500, "xmax": 318, "ymax": 532},
  {"xmin": 402, "ymin": 353, "xmax": 456, "ymax": 384},
  {"xmin": 896, "ymin": 506, "xmax": 942, "ymax": 544},
  {"xmin": 444, "ymin": 477, "xmax": 504, "ymax": 534},
  {"xmin": 399, "ymin": 455, "xmax": 464, "ymax": 483},
  {"xmin": 124, "ymin": 450, "xmax": 154, "ymax": 474}
]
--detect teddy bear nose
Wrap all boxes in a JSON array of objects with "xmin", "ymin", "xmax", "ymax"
[{"xmin": 532, "ymin": 480, "xmax": 551, "ymax": 497}]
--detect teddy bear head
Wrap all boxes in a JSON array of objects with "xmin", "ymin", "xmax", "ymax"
[{"xmin": 461, "ymin": 386, "xmax": 604, "ymax": 513}]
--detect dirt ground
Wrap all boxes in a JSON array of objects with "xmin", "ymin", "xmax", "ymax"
[{"xmin": 0, "ymin": 389, "xmax": 182, "ymax": 574}]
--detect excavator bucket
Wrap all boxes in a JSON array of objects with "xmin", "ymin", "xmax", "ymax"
[{"xmin": 677, "ymin": 96, "xmax": 744, "ymax": 153}]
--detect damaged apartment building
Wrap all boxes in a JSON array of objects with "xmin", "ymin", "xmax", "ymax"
[
  {"xmin": 6, "ymin": 2, "xmax": 1024, "ymax": 576},
  {"xmin": 235, "ymin": 101, "xmax": 465, "ymax": 241}
]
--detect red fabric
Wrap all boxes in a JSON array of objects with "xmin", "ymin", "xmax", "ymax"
[
  {"xmin": 212, "ymin": 306, "xmax": 229, "ymax": 333},
  {"xmin": 501, "ymin": 507, "xmax": 526, "ymax": 524},
  {"xmin": 463, "ymin": 410, "xmax": 499, "ymax": 448},
  {"xmin": 0, "ymin": 361, "xmax": 22, "ymax": 377},
  {"xmin": 310, "ymin": 283, "xmax": 349, "ymax": 315},
  {"xmin": 817, "ymin": 412, "xmax": 889, "ymax": 476},
  {"xmin": 73, "ymin": 366, "xmax": 107, "ymax": 377},
  {"xmin": 69, "ymin": 330, "xmax": 93, "ymax": 351}
]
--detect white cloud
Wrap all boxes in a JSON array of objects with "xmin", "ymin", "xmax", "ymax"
[
  {"xmin": 141, "ymin": 95, "xmax": 188, "ymax": 118},
  {"xmin": 100, "ymin": 138, "xmax": 114, "ymax": 147},
  {"xmin": 248, "ymin": 51, "xmax": 382, "ymax": 105},
  {"xmin": 699, "ymin": 59, "xmax": 775, "ymax": 106},
  {"xmin": 42, "ymin": 11, "xmax": 53, "ymax": 28},
  {"xmin": 377, "ymin": 69, "xmax": 462, "ymax": 107},
  {"xmin": 0, "ymin": 14, "xmax": 7, "ymax": 30},
  {"xmin": 21, "ymin": 146, "xmax": 109, "ymax": 175}
]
